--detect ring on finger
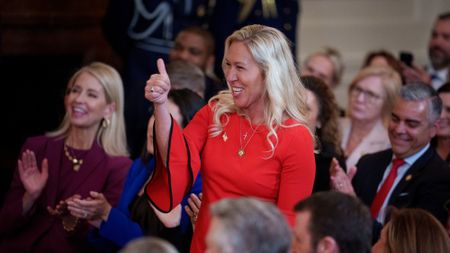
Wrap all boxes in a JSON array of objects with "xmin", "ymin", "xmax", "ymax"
[{"xmin": 150, "ymin": 86, "xmax": 155, "ymax": 92}]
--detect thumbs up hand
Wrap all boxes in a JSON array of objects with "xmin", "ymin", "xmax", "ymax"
[{"xmin": 145, "ymin": 58, "xmax": 171, "ymax": 105}]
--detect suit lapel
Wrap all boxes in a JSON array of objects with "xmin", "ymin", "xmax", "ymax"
[
  {"xmin": 389, "ymin": 147, "xmax": 433, "ymax": 205},
  {"xmin": 367, "ymin": 150, "xmax": 393, "ymax": 202}
]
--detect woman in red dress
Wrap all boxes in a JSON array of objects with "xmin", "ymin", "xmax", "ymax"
[{"xmin": 145, "ymin": 24, "xmax": 315, "ymax": 253}]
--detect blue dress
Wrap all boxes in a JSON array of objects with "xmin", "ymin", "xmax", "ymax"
[{"xmin": 88, "ymin": 157, "xmax": 202, "ymax": 252}]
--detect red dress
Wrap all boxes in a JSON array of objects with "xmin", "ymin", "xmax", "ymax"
[{"xmin": 146, "ymin": 105, "xmax": 315, "ymax": 253}]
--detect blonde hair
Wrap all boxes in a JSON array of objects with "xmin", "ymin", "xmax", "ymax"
[
  {"xmin": 209, "ymin": 24, "xmax": 311, "ymax": 157},
  {"xmin": 47, "ymin": 62, "xmax": 128, "ymax": 156},
  {"xmin": 305, "ymin": 47, "xmax": 344, "ymax": 88},
  {"xmin": 385, "ymin": 208, "xmax": 450, "ymax": 253},
  {"xmin": 348, "ymin": 66, "xmax": 401, "ymax": 123},
  {"xmin": 167, "ymin": 59, "xmax": 205, "ymax": 98}
]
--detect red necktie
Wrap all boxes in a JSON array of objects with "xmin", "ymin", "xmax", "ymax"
[{"xmin": 370, "ymin": 159, "xmax": 405, "ymax": 218}]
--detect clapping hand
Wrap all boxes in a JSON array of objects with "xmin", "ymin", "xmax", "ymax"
[
  {"xmin": 47, "ymin": 195, "xmax": 81, "ymax": 217},
  {"xmin": 47, "ymin": 195, "xmax": 82, "ymax": 232},
  {"xmin": 18, "ymin": 150, "xmax": 49, "ymax": 201},
  {"xmin": 329, "ymin": 158, "xmax": 357, "ymax": 196},
  {"xmin": 67, "ymin": 191, "xmax": 112, "ymax": 228},
  {"xmin": 18, "ymin": 150, "xmax": 49, "ymax": 214}
]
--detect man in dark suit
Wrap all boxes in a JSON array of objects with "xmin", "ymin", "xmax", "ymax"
[
  {"xmin": 402, "ymin": 12, "xmax": 450, "ymax": 90},
  {"xmin": 331, "ymin": 83, "xmax": 450, "ymax": 241}
]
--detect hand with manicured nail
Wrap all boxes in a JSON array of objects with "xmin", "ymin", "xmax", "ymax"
[{"xmin": 145, "ymin": 58, "xmax": 171, "ymax": 105}]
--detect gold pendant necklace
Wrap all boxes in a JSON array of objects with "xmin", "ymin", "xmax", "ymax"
[
  {"xmin": 64, "ymin": 144, "xmax": 83, "ymax": 172},
  {"xmin": 238, "ymin": 118, "xmax": 261, "ymax": 157}
]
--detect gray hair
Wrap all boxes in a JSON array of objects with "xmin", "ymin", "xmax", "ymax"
[
  {"xmin": 210, "ymin": 197, "xmax": 291, "ymax": 253},
  {"xmin": 119, "ymin": 237, "xmax": 179, "ymax": 253},
  {"xmin": 400, "ymin": 83, "xmax": 442, "ymax": 123},
  {"xmin": 304, "ymin": 47, "xmax": 344, "ymax": 87},
  {"xmin": 167, "ymin": 59, "xmax": 205, "ymax": 98}
]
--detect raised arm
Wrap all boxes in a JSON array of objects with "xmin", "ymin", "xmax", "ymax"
[
  {"xmin": 18, "ymin": 150, "xmax": 49, "ymax": 214},
  {"xmin": 144, "ymin": 59, "xmax": 172, "ymax": 165}
]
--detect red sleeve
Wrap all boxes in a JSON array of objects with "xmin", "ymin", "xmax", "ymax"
[
  {"xmin": 277, "ymin": 125, "xmax": 316, "ymax": 226},
  {"xmin": 146, "ymin": 105, "xmax": 210, "ymax": 212}
]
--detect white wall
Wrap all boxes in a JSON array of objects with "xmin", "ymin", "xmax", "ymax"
[{"xmin": 298, "ymin": 0, "xmax": 450, "ymax": 108}]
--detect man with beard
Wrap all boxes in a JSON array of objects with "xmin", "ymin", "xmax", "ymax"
[
  {"xmin": 403, "ymin": 12, "xmax": 450, "ymax": 90},
  {"xmin": 169, "ymin": 26, "xmax": 226, "ymax": 101}
]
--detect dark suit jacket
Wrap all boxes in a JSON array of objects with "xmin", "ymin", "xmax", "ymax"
[
  {"xmin": 313, "ymin": 141, "xmax": 346, "ymax": 193},
  {"xmin": 353, "ymin": 147, "xmax": 450, "ymax": 241},
  {"xmin": 0, "ymin": 135, "xmax": 131, "ymax": 253}
]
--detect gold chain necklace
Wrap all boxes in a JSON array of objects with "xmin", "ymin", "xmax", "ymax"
[
  {"xmin": 238, "ymin": 118, "xmax": 261, "ymax": 157},
  {"xmin": 63, "ymin": 144, "xmax": 83, "ymax": 172}
]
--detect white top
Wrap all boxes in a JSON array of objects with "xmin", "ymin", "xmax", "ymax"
[{"xmin": 340, "ymin": 118, "xmax": 391, "ymax": 169}]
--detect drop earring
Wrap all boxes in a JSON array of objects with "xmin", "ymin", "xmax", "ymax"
[{"xmin": 102, "ymin": 118, "xmax": 110, "ymax": 128}]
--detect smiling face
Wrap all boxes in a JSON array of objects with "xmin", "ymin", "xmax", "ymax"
[
  {"xmin": 388, "ymin": 98, "xmax": 437, "ymax": 159},
  {"xmin": 437, "ymin": 92, "xmax": 450, "ymax": 138},
  {"xmin": 223, "ymin": 41, "xmax": 266, "ymax": 117},
  {"xmin": 169, "ymin": 31, "xmax": 212, "ymax": 72},
  {"xmin": 65, "ymin": 72, "xmax": 114, "ymax": 133}
]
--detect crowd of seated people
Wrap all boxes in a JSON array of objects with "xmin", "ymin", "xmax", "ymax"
[
  {"xmin": 339, "ymin": 66, "xmax": 402, "ymax": 170},
  {"xmin": 2, "ymin": 9, "xmax": 450, "ymax": 253}
]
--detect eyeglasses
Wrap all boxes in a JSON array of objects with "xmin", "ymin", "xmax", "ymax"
[{"xmin": 350, "ymin": 85, "xmax": 383, "ymax": 103}]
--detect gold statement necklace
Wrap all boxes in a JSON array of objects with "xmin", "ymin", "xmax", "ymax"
[
  {"xmin": 238, "ymin": 118, "xmax": 261, "ymax": 157},
  {"xmin": 64, "ymin": 143, "xmax": 83, "ymax": 172}
]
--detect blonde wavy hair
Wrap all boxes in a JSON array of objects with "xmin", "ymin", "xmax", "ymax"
[
  {"xmin": 304, "ymin": 47, "xmax": 344, "ymax": 88},
  {"xmin": 209, "ymin": 24, "xmax": 311, "ymax": 157},
  {"xmin": 348, "ymin": 66, "xmax": 402, "ymax": 124},
  {"xmin": 47, "ymin": 62, "xmax": 128, "ymax": 156}
]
